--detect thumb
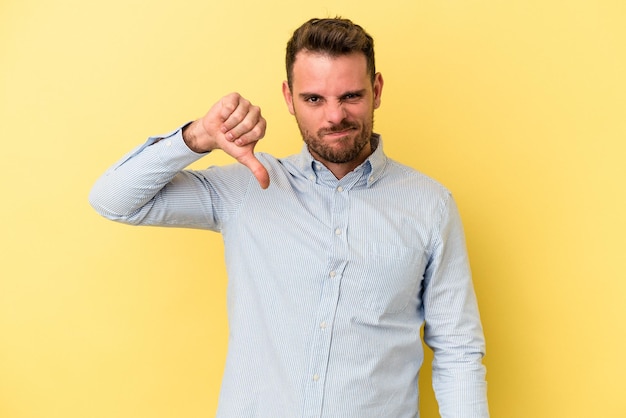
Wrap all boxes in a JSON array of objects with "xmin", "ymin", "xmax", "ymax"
[{"xmin": 237, "ymin": 152, "xmax": 270, "ymax": 189}]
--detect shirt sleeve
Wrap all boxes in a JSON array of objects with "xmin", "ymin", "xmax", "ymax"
[
  {"xmin": 88, "ymin": 125, "xmax": 253, "ymax": 231},
  {"xmin": 422, "ymin": 193, "xmax": 489, "ymax": 417}
]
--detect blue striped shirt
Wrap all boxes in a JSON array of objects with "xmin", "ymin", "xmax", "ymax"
[{"xmin": 89, "ymin": 126, "xmax": 488, "ymax": 417}]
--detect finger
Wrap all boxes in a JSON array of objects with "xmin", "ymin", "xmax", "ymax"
[
  {"xmin": 218, "ymin": 93, "xmax": 242, "ymax": 125},
  {"xmin": 233, "ymin": 117, "xmax": 266, "ymax": 146},
  {"xmin": 220, "ymin": 95, "xmax": 251, "ymax": 134},
  {"xmin": 237, "ymin": 152, "xmax": 270, "ymax": 189},
  {"xmin": 225, "ymin": 110, "xmax": 262, "ymax": 142}
]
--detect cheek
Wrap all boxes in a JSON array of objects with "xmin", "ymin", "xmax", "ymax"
[
  {"xmin": 295, "ymin": 109, "xmax": 321, "ymax": 129},
  {"xmin": 345, "ymin": 104, "xmax": 371, "ymax": 121}
]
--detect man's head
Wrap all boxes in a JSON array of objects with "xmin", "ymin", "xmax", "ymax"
[
  {"xmin": 285, "ymin": 17, "xmax": 376, "ymax": 91},
  {"xmin": 282, "ymin": 17, "xmax": 383, "ymax": 177}
]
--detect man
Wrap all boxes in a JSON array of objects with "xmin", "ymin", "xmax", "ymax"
[{"xmin": 90, "ymin": 17, "xmax": 489, "ymax": 418}]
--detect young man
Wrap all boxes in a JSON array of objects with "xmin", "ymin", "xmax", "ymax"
[{"xmin": 90, "ymin": 17, "xmax": 489, "ymax": 418}]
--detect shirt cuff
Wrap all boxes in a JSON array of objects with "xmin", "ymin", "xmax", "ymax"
[{"xmin": 145, "ymin": 123, "xmax": 209, "ymax": 169}]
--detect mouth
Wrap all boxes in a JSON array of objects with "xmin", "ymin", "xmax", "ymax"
[{"xmin": 321, "ymin": 127, "xmax": 357, "ymax": 139}]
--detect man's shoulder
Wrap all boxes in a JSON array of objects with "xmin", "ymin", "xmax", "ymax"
[{"xmin": 382, "ymin": 157, "xmax": 452, "ymax": 198}]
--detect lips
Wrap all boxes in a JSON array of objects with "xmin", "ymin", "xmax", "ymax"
[
  {"xmin": 319, "ymin": 123, "xmax": 358, "ymax": 138},
  {"xmin": 324, "ymin": 129, "xmax": 354, "ymax": 137}
]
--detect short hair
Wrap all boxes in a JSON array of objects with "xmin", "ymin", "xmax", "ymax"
[{"xmin": 285, "ymin": 17, "xmax": 376, "ymax": 90}]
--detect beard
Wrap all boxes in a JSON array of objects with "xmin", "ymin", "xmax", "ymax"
[{"xmin": 296, "ymin": 113, "xmax": 374, "ymax": 164}]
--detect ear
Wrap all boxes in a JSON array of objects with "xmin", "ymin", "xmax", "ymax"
[
  {"xmin": 282, "ymin": 81, "xmax": 295, "ymax": 115},
  {"xmin": 373, "ymin": 72, "xmax": 384, "ymax": 109}
]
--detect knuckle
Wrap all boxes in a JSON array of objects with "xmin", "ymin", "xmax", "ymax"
[
  {"xmin": 252, "ymin": 124, "xmax": 265, "ymax": 139},
  {"xmin": 222, "ymin": 101, "xmax": 236, "ymax": 114},
  {"xmin": 239, "ymin": 118, "xmax": 254, "ymax": 131}
]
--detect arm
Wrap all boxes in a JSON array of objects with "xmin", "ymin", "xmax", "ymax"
[
  {"xmin": 89, "ymin": 93, "xmax": 269, "ymax": 226},
  {"xmin": 422, "ymin": 194, "xmax": 489, "ymax": 417}
]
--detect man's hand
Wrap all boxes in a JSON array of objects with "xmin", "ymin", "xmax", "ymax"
[{"xmin": 183, "ymin": 93, "xmax": 270, "ymax": 189}]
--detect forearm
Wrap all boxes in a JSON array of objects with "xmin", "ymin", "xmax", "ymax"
[
  {"xmin": 427, "ymin": 296, "xmax": 488, "ymax": 417},
  {"xmin": 88, "ymin": 125, "xmax": 206, "ymax": 223}
]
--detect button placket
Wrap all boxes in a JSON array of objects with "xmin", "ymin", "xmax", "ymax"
[
  {"xmin": 303, "ymin": 265, "xmax": 342, "ymax": 417},
  {"xmin": 302, "ymin": 183, "xmax": 350, "ymax": 418}
]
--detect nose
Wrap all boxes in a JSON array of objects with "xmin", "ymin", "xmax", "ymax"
[{"xmin": 325, "ymin": 102, "xmax": 347, "ymax": 125}]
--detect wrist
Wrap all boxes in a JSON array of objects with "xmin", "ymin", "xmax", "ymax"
[{"xmin": 182, "ymin": 120, "xmax": 212, "ymax": 153}]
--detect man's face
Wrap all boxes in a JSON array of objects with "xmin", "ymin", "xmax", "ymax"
[{"xmin": 283, "ymin": 51, "xmax": 383, "ymax": 172}]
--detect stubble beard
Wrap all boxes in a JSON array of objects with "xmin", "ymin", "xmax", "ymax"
[{"xmin": 297, "ymin": 113, "xmax": 375, "ymax": 165}]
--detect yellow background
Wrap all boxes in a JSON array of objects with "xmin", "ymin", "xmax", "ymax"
[{"xmin": 2, "ymin": 0, "xmax": 625, "ymax": 416}]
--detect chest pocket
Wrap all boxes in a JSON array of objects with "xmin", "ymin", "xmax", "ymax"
[{"xmin": 349, "ymin": 241, "xmax": 427, "ymax": 315}]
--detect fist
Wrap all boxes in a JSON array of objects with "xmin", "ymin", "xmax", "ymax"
[{"xmin": 183, "ymin": 93, "xmax": 270, "ymax": 189}]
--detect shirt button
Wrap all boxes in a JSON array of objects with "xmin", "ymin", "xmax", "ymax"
[
  {"xmin": 313, "ymin": 374, "xmax": 320, "ymax": 381},
  {"xmin": 329, "ymin": 271, "xmax": 336, "ymax": 278},
  {"xmin": 335, "ymin": 228, "xmax": 342, "ymax": 235},
  {"xmin": 320, "ymin": 321, "xmax": 327, "ymax": 329},
  {"xmin": 337, "ymin": 186, "xmax": 343, "ymax": 192}
]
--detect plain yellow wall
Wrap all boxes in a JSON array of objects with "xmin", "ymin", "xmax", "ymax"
[{"xmin": 2, "ymin": 0, "xmax": 625, "ymax": 417}]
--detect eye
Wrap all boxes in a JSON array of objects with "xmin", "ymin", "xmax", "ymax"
[
  {"xmin": 305, "ymin": 95, "xmax": 322, "ymax": 104},
  {"xmin": 342, "ymin": 92, "xmax": 363, "ymax": 102}
]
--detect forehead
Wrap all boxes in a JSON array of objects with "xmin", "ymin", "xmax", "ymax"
[{"xmin": 291, "ymin": 51, "xmax": 370, "ymax": 93}]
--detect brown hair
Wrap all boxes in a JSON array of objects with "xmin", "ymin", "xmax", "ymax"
[{"xmin": 285, "ymin": 17, "xmax": 376, "ymax": 89}]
